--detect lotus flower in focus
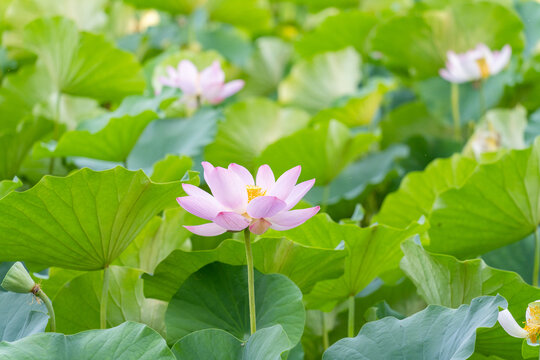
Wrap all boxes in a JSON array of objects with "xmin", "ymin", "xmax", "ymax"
[
  {"xmin": 177, "ymin": 162, "xmax": 320, "ymax": 236},
  {"xmin": 158, "ymin": 60, "xmax": 244, "ymax": 109},
  {"xmin": 439, "ymin": 44, "xmax": 511, "ymax": 84},
  {"xmin": 498, "ymin": 300, "xmax": 540, "ymax": 346}
]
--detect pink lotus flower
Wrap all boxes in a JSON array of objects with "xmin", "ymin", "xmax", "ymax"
[
  {"xmin": 177, "ymin": 162, "xmax": 320, "ymax": 236},
  {"xmin": 158, "ymin": 60, "xmax": 244, "ymax": 109},
  {"xmin": 439, "ymin": 44, "xmax": 511, "ymax": 83}
]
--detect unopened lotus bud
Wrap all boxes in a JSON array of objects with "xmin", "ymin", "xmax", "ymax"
[{"xmin": 1, "ymin": 262, "xmax": 36, "ymax": 294}]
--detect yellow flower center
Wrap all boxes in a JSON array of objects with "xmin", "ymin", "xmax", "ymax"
[
  {"xmin": 246, "ymin": 185, "xmax": 266, "ymax": 203},
  {"xmin": 476, "ymin": 58, "xmax": 490, "ymax": 79},
  {"xmin": 525, "ymin": 303, "xmax": 540, "ymax": 344}
]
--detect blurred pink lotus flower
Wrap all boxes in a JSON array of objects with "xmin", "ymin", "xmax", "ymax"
[
  {"xmin": 439, "ymin": 44, "xmax": 511, "ymax": 83},
  {"xmin": 158, "ymin": 60, "xmax": 244, "ymax": 108},
  {"xmin": 177, "ymin": 162, "xmax": 320, "ymax": 236}
]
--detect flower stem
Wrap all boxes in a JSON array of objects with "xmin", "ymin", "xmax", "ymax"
[
  {"xmin": 36, "ymin": 289, "xmax": 55, "ymax": 332},
  {"xmin": 244, "ymin": 229, "xmax": 256, "ymax": 335},
  {"xmin": 479, "ymin": 79, "xmax": 487, "ymax": 115},
  {"xmin": 534, "ymin": 227, "xmax": 540, "ymax": 287},
  {"xmin": 100, "ymin": 266, "xmax": 110, "ymax": 329},
  {"xmin": 348, "ymin": 295, "xmax": 355, "ymax": 338},
  {"xmin": 451, "ymin": 83, "xmax": 461, "ymax": 141},
  {"xmin": 321, "ymin": 311, "xmax": 329, "ymax": 350},
  {"xmin": 321, "ymin": 185, "xmax": 330, "ymax": 213}
]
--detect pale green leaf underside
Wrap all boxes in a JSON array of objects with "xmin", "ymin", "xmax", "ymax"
[
  {"xmin": 0, "ymin": 167, "xmax": 180, "ymax": 270},
  {"xmin": 0, "ymin": 322, "xmax": 175, "ymax": 359},
  {"xmin": 323, "ymin": 295, "xmax": 506, "ymax": 360}
]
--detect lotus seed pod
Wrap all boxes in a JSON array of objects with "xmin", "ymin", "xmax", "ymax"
[{"xmin": 1, "ymin": 262, "xmax": 36, "ymax": 294}]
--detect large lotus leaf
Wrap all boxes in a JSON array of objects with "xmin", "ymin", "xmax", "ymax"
[
  {"xmin": 272, "ymin": 214, "xmax": 423, "ymax": 310},
  {"xmin": 124, "ymin": 0, "xmax": 202, "ymax": 13},
  {"xmin": 257, "ymin": 119, "xmax": 377, "ymax": 185},
  {"xmin": 482, "ymin": 233, "xmax": 537, "ymax": 284},
  {"xmin": 0, "ymin": 167, "xmax": 181, "ymax": 270},
  {"xmin": 305, "ymin": 145, "xmax": 409, "ymax": 206},
  {"xmin": 0, "ymin": 66, "xmax": 52, "ymax": 129},
  {"xmin": 371, "ymin": 2, "xmax": 523, "ymax": 78},
  {"xmin": 323, "ymin": 295, "xmax": 506, "ymax": 360},
  {"xmin": 3, "ymin": 0, "xmax": 106, "ymax": 35},
  {"xmin": 278, "ymin": 48, "xmax": 361, "ymax": 113},
  {"xmin": 516, "ymin": 1, "xmax": 540, "ymax": 57},
  {"xmin": 39, "ymin": 111, "xmax": 157, "ymax": 162},
  {"xmin": 143, "ymin": 236, "xmax": 346, "ymax": 301},
  {"xmin": 196, "ymin": 23, "xmax": 253, "ymax": 67},
  {"xmin": 165, "ymin": 263, "xmax": 305, "ymax": 346},
  {"xmin": 0, "ymin": 321, "xmax": 175, "ymax": 359},
  {"xmin": 52, "ymin": 266, "xmax": 166, "ymax": 336},
  {"xmin": 150, "ymin": 155, "xmax": 193, "ymax": 183},
  {"xmin": 428, "ymin": 138, "xmax": 540, "ymax": 257},
  {"xmin": 172, "ymin": 325, "xmax": 291, "ymax": 360},
  {"xmin": 206, "ymin": 0, "xmax": 271, "ymax": 32},
  {"xmin": 243, "ymin": 37, "xmax": 292, "ymax": 96},
  {"xmin": 312, "ymin": 80, "xmax": 395, "ymax": 127},
  {"xmin": 22, "ymin": 17, "xmax": 145, "ymax": 101},
  {"xmin": 0, "ymin": 178, "xmax": 21, "ymax": 199},
  {"xmin": 0, "ymin": 292, "xmax": 48, "ymax": 341},
  {"xmin": 400, "ymin": 241, "xmax": 540, "ymax": 359},
  {"xmin": 0, "ymin": 116, "xmax": 53, "ymax": 180},
  {"xmin": 0, "ymin": 65, "xmax": 103, "ymax": 131},
  {"xmin": 128, "ymin": 109, "xmax": 220, "ymax": 173},
  {"xmin": 380, "ymin": 101, "xmax": 447, "ymax": 148},
  {"xmin": 116, "ymin": 208, "xmax": 192, "ymax": 274},
  {"xmin": 205, "ymin": 98, "xmax": 310, "ymax": 171},
  {"xmin": 374, "ymin": 154, "xmax": 477, "ymax": 228},
  {"xmin": 295, "ymin": 11, "xmax": 377, "ymax": 59}
]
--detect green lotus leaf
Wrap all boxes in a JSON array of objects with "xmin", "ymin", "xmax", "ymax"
[
  {"xmin": 206, "ymin": 0, "xmax": 271, "ymax": 32},
  {"xmin": 0, "ymin": 116, "xmax": 53, "ymax": 180},
  {"xmin": 243, "ymin": 37, "xmax": 293, "ymax": 96},
  {"xmin": 205, "ymin": 98, "xmax": 310, "ymax": 171},
  {"xmin": 124, "ymin": 0, "xmax": 202, "ymax": 13},
  {"xmin": 257, "ymin": 119, "xmax": 377, "ymax": 186},
  {"xmin": 143, "ymin": 236, "xmax": 346, "ymax": 301},
  {"xmin": 400, "ymin": 240, "xmax": 540, "ymax": 359},
  {"xmin": 374, "ymin": 153, "xmax": 477, "ymax": 228},
  {"xmin": 128, "ymin": 109, "xmax": 220, "ymax": 173},
  {"xmin": 304, "ymin": 145, "xmax": 409, "ymax": 206},
  {"xmin": 311, "ymin": 80, "xmax": 395, "ymax": 127},
  {"xmin": 272, "ymin": 214, "xmax": 423, "ymax": 310},
  {"xmin": 23, "ymin": 16, "xmax": 145, "ymax": 101},
  {"xmin": 116, "ymin": 208, "xmax": 192, "ymax": 274},
  {"xmin": 171, "ymin": 325, "xmax": 291, "ymax": 360},
  {"xmin": 51, "ymin": 266, "xmax": 166, "ymax": 336},
  {"xmin": 323, "ymin": 295, "xmax": 506, "ymax": 360},
  {"xmin": 150, "ymin": 155, "xmax": 193, "ymax": 183},
  {"xmin": 278, "ymin": 48, "xmax": 361, "ymax": 113},
  {"xmin": 380, "ymin": 101, "xmax": 447, "ymax": 148},
  {"xmin": 295, "ymin": 11, "xmax": 377, "ymax": 59},
  {"xmin": 428, "ymin": 138, "xmax": 540, "ymax": 257},
  {"xmin": 38, "ymin": 111, "xmax": 157, "ymax": 163},
  {"xmin": 0, "ymin": 292, "xmax": 48, "ymax": 341},
  {"xmin": 0, "ymin": 167, "xmax": 182, "ymax": 270},
  {"xmin": 0, "ymin": 177, "xmax": 22, "ymax": 199},
  {"xmin": 371, "ymin": 2, "xmax": 523, "ymax": 78},
  {"xmin": 0, "ymin": 321, "xmax": 175, "ymax": 359},
  {"xmin": 165, "ymin": 263, "xmax": 305, "ymax": 346}
]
